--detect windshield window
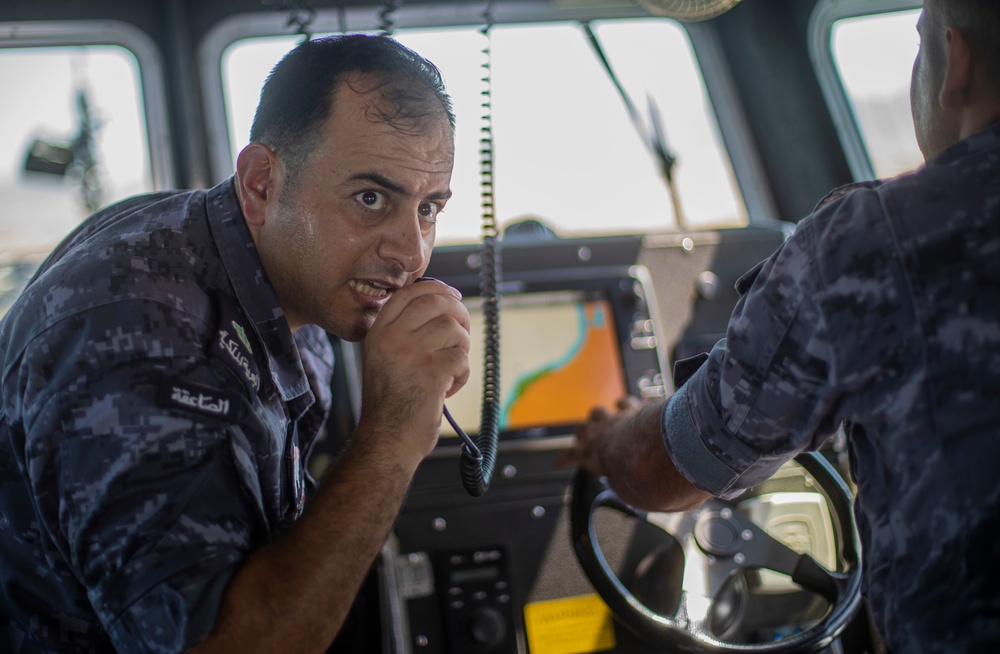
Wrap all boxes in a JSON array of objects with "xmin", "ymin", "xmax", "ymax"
[
  {"xmin": 830, "ymin": 8, "xmax": 922, "ymax": 178},
  {"xmin": 0, "ymin": 44, "xmax": 154, "ymax": 316},
  {"xmin": 222, "ymin": 19, "xmax": 747, "ymax": 245}
]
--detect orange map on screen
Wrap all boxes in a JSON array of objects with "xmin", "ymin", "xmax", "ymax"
[
  {"xmin": 444, "ymin": 297, "xmax": 629, "ymax": 436},
  {"xmin": 503, "ymin": 301, "xmax": 627, "ymax": 429}
]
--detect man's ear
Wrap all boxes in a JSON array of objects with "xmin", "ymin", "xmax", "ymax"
[
  {"xmin": 235, "ymin": 142, "xmax": 280, "ymax": 227},
  {"xmin": 939, "ymin": 26, "xmax": 973, "ymax": 110}
]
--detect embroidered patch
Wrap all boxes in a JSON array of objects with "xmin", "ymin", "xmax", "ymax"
[
  {"xmin": 161, "ymin": 378, "xmax": 242, "ymax": 423},
  {"xmin": 215, "ymin": 326, "xmax": 261, "ymax": 392},
  {"xmin": 232, "ymin": 320, "xmax": 253, "ymax": 354},
  {"xmin": 210, "ymin": 300, "xmax": 262, "ymax": 395}
]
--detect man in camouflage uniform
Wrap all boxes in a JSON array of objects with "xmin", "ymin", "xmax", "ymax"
[
  {"xmin": 0, "ymin": 35, "xmax": 470, "ymax": 653},
  {"xmin": 559, "ymin": 0, "xmax": 1000, "ymax": 651}
]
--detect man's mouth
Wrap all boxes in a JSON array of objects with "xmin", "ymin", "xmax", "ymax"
[{"xmin": 349, "ymin": 279, "xmax": 394, "ymax": 298}]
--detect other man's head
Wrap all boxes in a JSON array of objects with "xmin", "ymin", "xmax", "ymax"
[{"xmin": 911, "ymin": 0, "xmax": 1000, "ymax": 159}]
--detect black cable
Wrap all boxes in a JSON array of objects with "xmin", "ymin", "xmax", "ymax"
[
  {"xmin": 378, "ymin": 0, "xmax": 403, "ymax": 35},
  {"xmin": 459, "ymin": 0, "xmax": 501, "ymax": 497},
  {"xmin": 443, "ymin": 405, "xmax": 479, "ymax": 455},
  {"xmin": 260, "ymin": 0, "xmax": 316, "ymax": 40},
  {"xmin": 386, "ymin": 0, "xmax": 500, "ymax": 496}
]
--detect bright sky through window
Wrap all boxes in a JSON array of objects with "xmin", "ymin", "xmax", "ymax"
[{"xmin": 222, "ymin": 19, "xmax": 747, "ymax": 244}]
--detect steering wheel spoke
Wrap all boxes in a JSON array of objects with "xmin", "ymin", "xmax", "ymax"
[
  {"xmin": 733, "ymin": 520, "xmax": 802, "ymax": 575},
  {"xmin": 719, "ymin": 510, "xmax": 849, "ymax": 603},
  {"xmin": 789, "ymin": 553, "xmax": 851, "ymax": 604},
  {"xmin": 678, "ymin": 525, "xmax": 741, "ymax": 606},
  {"xmin": 676, "ymin": 589, "xmax": 715, "ymax": 633}
]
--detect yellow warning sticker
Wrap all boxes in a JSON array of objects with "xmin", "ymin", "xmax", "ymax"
[{"xmin": 523, "ymin": 594, "xmax": 616, "ymax": 654}]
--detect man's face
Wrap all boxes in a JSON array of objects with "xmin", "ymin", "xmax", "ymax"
[{"xmin": 257, "ymin": 79, "xmax": 454, "ymax": 340}]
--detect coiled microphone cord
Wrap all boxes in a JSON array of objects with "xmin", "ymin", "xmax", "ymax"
[{"xmin": 457, "ymin": 0, "xmax": 500, "ymax": 497}]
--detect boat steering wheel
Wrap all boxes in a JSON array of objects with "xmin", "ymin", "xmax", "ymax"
[{"xmin": 570, "ymin": 452, "xmax": 863, "ymax": 653}]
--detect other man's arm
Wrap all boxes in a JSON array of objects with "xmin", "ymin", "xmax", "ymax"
[{"xmin": 556, "ymin": 396, "xmax": 710, "ymax": 513}]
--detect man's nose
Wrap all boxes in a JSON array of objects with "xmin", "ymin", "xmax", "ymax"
[{"xmin": 378, "ymin": 209, "xmax": 429, "ymax": 274}]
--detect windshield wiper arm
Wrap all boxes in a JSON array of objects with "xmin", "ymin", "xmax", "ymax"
[{"xmin": 581, "ymin": 21, "xmax": 687, "ymax": 230}]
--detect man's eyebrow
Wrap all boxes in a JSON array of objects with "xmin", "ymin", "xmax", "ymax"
[{"xmin": 349, "ymin": 172, "xmax": 452, "ymax": 201}]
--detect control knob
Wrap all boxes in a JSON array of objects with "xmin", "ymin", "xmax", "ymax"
[{"xmin": 465, "ymin": 606, "xmax": 507, "ymax": 647}]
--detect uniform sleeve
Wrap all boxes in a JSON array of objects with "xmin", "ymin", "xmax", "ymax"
[
  {"xmin": 17, "ymin": 299, "xmax": 263, "ymax": 653},
  {"xmin": 662, "ymin": 201, "xmax": 854, "ymax": 499}
]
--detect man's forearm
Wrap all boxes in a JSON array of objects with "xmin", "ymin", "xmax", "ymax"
[
  {"xmin": 192, "ymin": 425, "xmax": 422, "ymax": 653},
  {"xmin": 600, "ymin": 399, "xmax": 710, "ymax": 513}
]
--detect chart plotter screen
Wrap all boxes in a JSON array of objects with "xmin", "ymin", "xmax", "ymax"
[{"xmin": 440, "ymin": 288, "xmax": 629, "ymax": 441}]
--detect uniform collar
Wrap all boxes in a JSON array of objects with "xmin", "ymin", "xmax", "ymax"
[
  {"xmin": 928, "ymin": 120, "xmax": 1000, "ymax": 168},
  {"xmin": 205, "ymin": 177, "xmax": 311, "ymax": 402},
  {"xmin": 812, "ymin": 121, "xmax": 1000, "ymax": 213}
]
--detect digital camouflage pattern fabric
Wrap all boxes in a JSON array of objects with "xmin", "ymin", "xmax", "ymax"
[
  {"xmin": 663, "ymin": 122, "xmax": 1000, "ymax": 653},
  {"xmin": 0, "ymin": 179, "xmax": 333, "ymax": 653}
]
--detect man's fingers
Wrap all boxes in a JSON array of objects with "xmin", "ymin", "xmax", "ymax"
[
  {"xmin": 422, "ymin": 312, "xmax": 472, "ymax": 354},
  {"xmin": 441, "ymin": 347, "xmax": 471, "ymax": 398},
  {"xmin": 377, "ymin": 279, "xmax": 466, "ymax": 329},
  {"xmin": 617, "ymin": 396, "xmax": 643, "ymax": 411},
  {"xmin": 588, "ymin": 405, "xmax": 612, "ymax": 422},
  {"xmin": 556, "ymin": 397, "xmax": 644, "ymax": 473}
]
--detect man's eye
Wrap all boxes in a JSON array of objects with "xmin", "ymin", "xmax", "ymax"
[
  {"xmin": 418, "ymin": 202, "xmax": 441, "ymax": 222},
  {"xmin": 356, "ymin": 190, "xmax": 387, "ymax": 210}
]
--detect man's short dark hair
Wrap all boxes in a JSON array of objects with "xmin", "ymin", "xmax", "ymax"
[
  {"xmin": 249, "ymin": 33, "xmax": 455, "ymax": 181},
  {"xmin": 935, "ymin": 0, "xmax": 1000, "ymax": 83}
]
